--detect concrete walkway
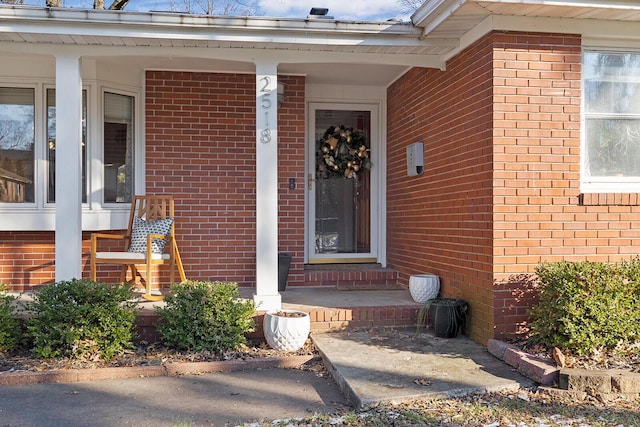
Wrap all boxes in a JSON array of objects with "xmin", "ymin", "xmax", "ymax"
[
  {"xmin": 314, "ymin": 328, "xmax": 532, "ymax": 409},
  {"xmin": 0, "ymin": 327, "xmax": 532, "ymax": 426},
  {"xmin": 0, "ymin": 366, "xmax": 348, "ymax": 426}
]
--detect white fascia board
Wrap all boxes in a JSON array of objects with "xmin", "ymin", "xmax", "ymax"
[
  {"xmin": 0, "ymin": 20, "xmax": 421, "ymax": 46},
  {"xmin": 488, "ymin": 13, "xmax": 640, "ymax": 38},
  {"xmin": 442, "ymin": 13, "xmax": 640, "ymax": 62},
  {"xmin": 475, "ymin": 0, "xmax": 640, "ymax": 11},
  {"xmin": 0, "ymin": 40, "xmax": 447, "ymax": 69}
]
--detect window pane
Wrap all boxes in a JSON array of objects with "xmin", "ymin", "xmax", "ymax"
[
  {"xmin": 47, "ymin": 89, "xmax": 88, "ymax": 203},
  {"xmin": 584, "ymin": 52, "xmax": 640, "ymax": 115},
  {"xmin": 0, "ymin": 87, "xmax": 34, "ymax": 203},
  {"xmin": 104, "ymin": 92, "xmax": 134, "ymax": 203},
  {"xmin": 585, "ymin": 80, "xmax": 640, "ymax": 114},
  {"xmin": 585, "ymin": 119, "xmax": 640, "ymax": 177}
]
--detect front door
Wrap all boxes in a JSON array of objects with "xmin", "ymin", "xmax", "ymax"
[{"xmin": 307, "ymin": 103, "xmax": 379, "ymax": 263}]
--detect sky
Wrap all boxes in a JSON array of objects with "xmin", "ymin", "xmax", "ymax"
[{"xmin": 20, "ymin": 0, "xmax": 416, "ymax": 21}]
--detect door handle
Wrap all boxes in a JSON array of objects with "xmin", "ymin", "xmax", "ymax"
[{"xmin": 308, "ymin": 173, "xmax": 315, "ymax": 190}]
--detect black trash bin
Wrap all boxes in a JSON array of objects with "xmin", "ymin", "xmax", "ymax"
[{"xmin": 278, "ymin": 253, "xmax": 292, "ymax": 292}]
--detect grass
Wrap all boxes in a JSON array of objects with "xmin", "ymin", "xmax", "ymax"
[{"xmin": 244, "ymin": 389, "xmax": 640, "ymax": 426}]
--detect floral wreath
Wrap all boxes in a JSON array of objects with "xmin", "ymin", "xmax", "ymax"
[{"xmin": 317, "ymin": 125, "xmax": 371, "ymax": 179}]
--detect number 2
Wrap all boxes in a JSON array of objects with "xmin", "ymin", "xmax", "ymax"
[{"xmin": 260, "ymin": 76, "xmax": 271, "ymax": 93}]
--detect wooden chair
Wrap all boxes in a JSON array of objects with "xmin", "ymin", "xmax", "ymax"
[{"xmin": 90, "ymin": 195, "xmax": 186, "ymax": 301}]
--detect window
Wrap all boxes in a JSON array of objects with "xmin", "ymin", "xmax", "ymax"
[
  {"xmin": 104, "ymin": 92, "xmax": 134, "ymax": 204},
  {"xmin": 0, "ymin": 87, "xmax": 35, "ymax": 203},
  {"xmin": 0, "ymin": 81, "xmax": 140, "ymax": 231},
  {"xmin": 47, "ymin": 88, "xmax": 88, "ymax": 203},
  {"xmin": 583, "ymin": 51, "xmax": 640, "ymax": 192}
]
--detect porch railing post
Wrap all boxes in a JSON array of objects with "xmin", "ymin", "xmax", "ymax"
[
  {"xmin": 253, "ymin": 60, "xmax": 282, "ymax": 311},
  {"xmin": 54, "ymin": 54, "xmax": 83, "ymax": 281}
]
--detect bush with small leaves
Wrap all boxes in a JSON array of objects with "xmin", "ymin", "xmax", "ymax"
[
  {"xmin": 0, "ymin": 285, "xmax": 21, "ymax": 352},
  {"xmin": 156, "ymin": 281, "xmax": 256, "ymax": 353},
  {"xmin": 530, "ymin": 259, "xmax": 640, "ymax": 356},
  {"xmin": 26, "ymin": 279, "xmax": 138, "ymax": 360}
]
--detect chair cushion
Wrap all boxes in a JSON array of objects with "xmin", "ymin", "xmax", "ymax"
[
  {"xmin": 127, "ymin": 216, "xmax": 174, "ymax": 254},
  {"xmin": 95, "ymin": 251, "xmax": 171, "ymax": 261}
]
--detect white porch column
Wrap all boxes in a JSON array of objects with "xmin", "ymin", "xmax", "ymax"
[
  {"xmin": 253, "ymin": 61, "xmax": 281, "ymax": 311},
  {"xmin": 54, "ymin": 54, "xmax": 83, "ymax": 281}
]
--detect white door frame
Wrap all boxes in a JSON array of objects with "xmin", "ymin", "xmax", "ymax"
[{"xmin": 305, "ymin": 102, "xmax": 384, "ymax": 265}]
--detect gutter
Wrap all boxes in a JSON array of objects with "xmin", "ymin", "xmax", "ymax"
[{"xmin": 0, "ymin": 5, "xmax": 422, "ymax": 37}]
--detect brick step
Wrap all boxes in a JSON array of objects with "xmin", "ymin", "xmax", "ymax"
[
  {"xmin": 304, "ymin": 264, "xmax": 401, "ymax": 290},
  {"xmin": 136, "ymin": 304, "xmax": 420, "ymax": 343},
  {"xmin": 559, "ymin": 367, "xmax": 640, "ymax": 395}
]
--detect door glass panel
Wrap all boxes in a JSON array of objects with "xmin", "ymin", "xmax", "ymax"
[{"xmin": 314, "ymin": 110, "xmax": 371, "ymax": 254}]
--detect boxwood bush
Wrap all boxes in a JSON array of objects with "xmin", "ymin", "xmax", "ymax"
[
  {"xmin": 529, "ymin": 259, "xmax": 640, "ymax": 355},
  {"xmin": 156, "ymin": 281, "xmax": 255, "ymax": 353},
  {"xmin": 0, "ymin": 285, "xmax": 21, "ymax": 352},
  {"xmin": 26, "ymin": 279, "xmax": 138, "ymax": 360}
]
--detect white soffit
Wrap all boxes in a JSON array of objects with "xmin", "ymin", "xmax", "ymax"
[
  {"xmin": 414, "ymin": 0, "xmax": 640, "ymax": 37},
  {"xmin": 412, "ymin": 0, "xmax": 640, "ymax": 60}
]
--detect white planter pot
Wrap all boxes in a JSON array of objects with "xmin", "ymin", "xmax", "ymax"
[
  {"xmin": 409, "ymin": 274, "xmax": 440, "ymax": 303},
  {"xmin": 263, "ymin": 310, "xmax": 311, "ymax": 351}
]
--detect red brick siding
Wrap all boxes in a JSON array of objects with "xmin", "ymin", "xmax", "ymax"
[
  {"xmin": 0, "ymin": 72, "xmax": 306, "ymax": 290},
  {"xmin": 143, "ymin": 71, "xmax": 306, "ymax": 288},
  {"xmin": 492, "ymin": 33, "xmax": 640, "ymax": 339},
  {"xmin": 0, "ymin": 232, "xmax": 55, "ymax": 290},
  {"xmin": 389, "ymin": 31, "xmax": 640, "ymax": 344},
  {"xmin": 492, "ymin": 32, "xmax": 583, "ymax": 339},
  {"xmin": 387, "ymin": 34, "xmax": 495, "ymax": 343}
]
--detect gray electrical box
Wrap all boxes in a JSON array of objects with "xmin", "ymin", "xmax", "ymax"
[{"xmin": 407, "ymin": 142, "xmax": 424, "ymax": 176}]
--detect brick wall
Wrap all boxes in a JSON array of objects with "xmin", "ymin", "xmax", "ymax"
[
  {"xmin": 387, "ymin": 34, "xmax": 496, "ymax": 343},
  {"xmin": 492, "ymin": 33, "xmax": 640, "ymax": 338},
  {"xmin": 0, "ymin": 232, "xmax": 55, "ymax": 290},
  {"xmin": 388, "ymin": 31, "xmax": 640, "ymax": 344},
  {"xmin": 0, "ymin": 71, "xmax": 306, "ymax": 290},
  {"xmin": 492, "ymin": 32, "xmax": 583, "ymax": 339},
  {"xmin": 142, "ymin": 71, "xmax": 306, "ymax": 288}
]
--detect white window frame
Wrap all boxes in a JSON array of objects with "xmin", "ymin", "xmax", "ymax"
[
  {"xmin": 581, "ymin": 45, "xmax": 640, "ymax": 194},
  {"xmin": 0, "ymin": 81, "xmax": 40, "ymax": 209},
  {"xmin": 305, "ymin": 101, "xmax": 383, "ymax": 265},
  {"xmin": 0, "ymin": 80, "xmax": 144, "ymax": 231}
]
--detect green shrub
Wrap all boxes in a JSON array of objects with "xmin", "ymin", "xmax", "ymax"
[
  {"xmin": 529, "ymin": 259, "xmax": 640, "ymax": 355},
  {"xmin": 156, "ymin": 281, "xmax": 256, "ymax": 352},
  {"xmin": 0, "ymin": 286, "xmax": 21, "ymax": 352},
  {"xmin": 26, "ymin": 279, "xmax": 138, "ymax": 360}
]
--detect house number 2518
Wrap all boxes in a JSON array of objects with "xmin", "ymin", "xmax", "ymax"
[{"xmin": 260, "ymin": 76, "xmax": 273, "ymax": 144}]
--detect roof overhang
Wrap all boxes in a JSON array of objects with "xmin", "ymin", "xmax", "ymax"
[
  {"xmin": 413, "ymin": 0, "xmax": 640, "ymax": 60},
  {"xmin": 2, "ymin": 1, "xmax": 640, "ymax": 86},
  {"xmin": 0, "ymin": 6, "xmax": 451, "ymax": 69}
]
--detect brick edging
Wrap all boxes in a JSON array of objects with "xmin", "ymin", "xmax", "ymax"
[
  {"xmin": 0, "ymin": 355, "xmax": 318, "ymax": 387},
  {"xmin": 487, "ymin": 339, "xmax": 559, "ymax": 386},
  {"xmin": 488, "ymin": 339, "xmax": 640, "ymax": 397}
]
